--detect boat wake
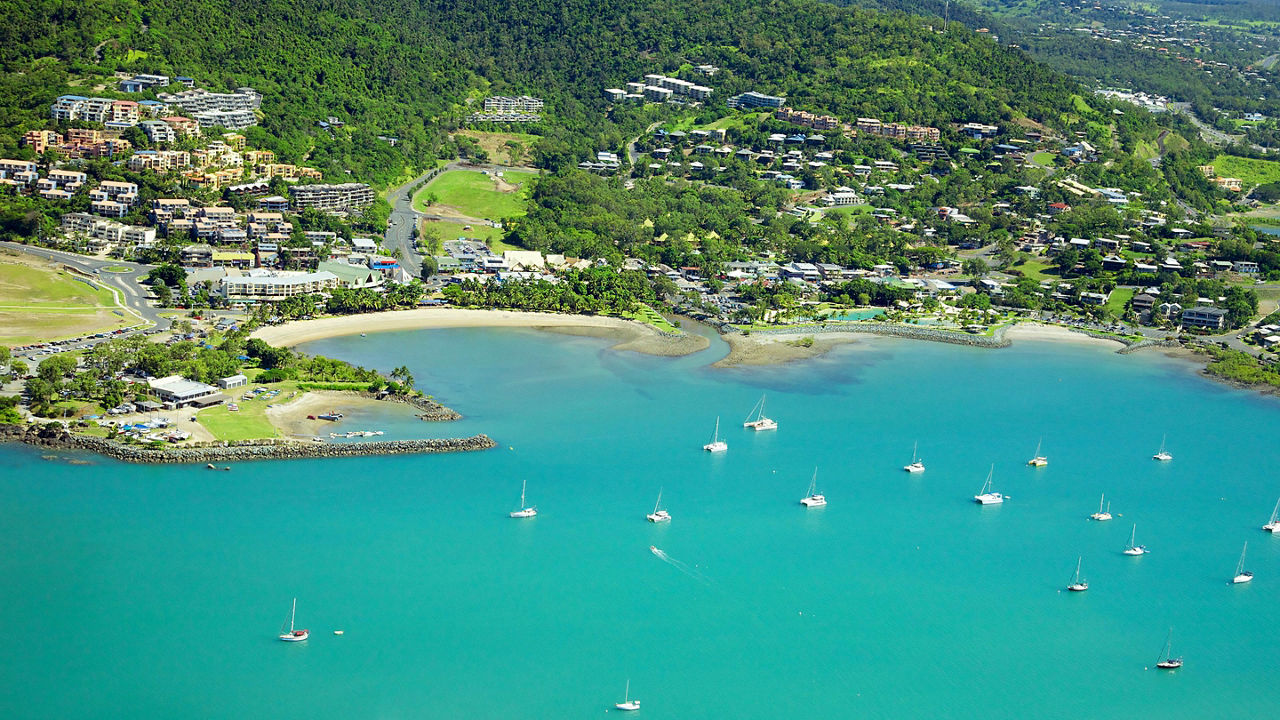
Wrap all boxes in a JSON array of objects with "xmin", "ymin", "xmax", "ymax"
[{"xmin": 649, "ymin": 546, "xmax": 712, "ymax": 584}]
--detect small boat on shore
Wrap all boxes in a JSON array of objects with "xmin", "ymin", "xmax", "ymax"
[
  {"xmin": 1155, "ymin": 629, "xmax": 1183, "ymax": 669},
  {"xmin": 903, "ymin": 441, "xmax": 924, "ymax": 473},
  {"xmin": 800, "ymin": 467, "xmax": 826, "ymax": 507},
  {"xmin": 509, "ymin": 479, "xmax": 537, "ymax": 518},
  {"xmin": 1066, "ymin": 556, "xmax": 1088, "ymax": 592},
  {"xmin": 646, "ymin": 488, "xmax": 671, "ymax": 523},
  {"xmin": 1123, "ymin": 524, "xmax": 1148, "ymax": 556},
  {"xmin": 1263, "ymin": 497, "xmax": 1280, "ymax": 533},
  {"xmin": 1090, "ymin": 494, "xmax": 1113, "ymax": 521},
  {"xmin": 615, "ymin": 680, "xmax": 640, "ymax": 711},
  {"xmin": 974, "ymin": 466, "xmax": 1004, "ymax": 505},
  {"xmin": 1232, "ymin": 542, "xmax": 1253, "ymax": 584},
  {"xmin": 1027, "ymin": 439, "xmax": 1047, "ymax": 467},
  {"xmin": 278, "ymin": 598, "xmax": 309, "ymax": 642},
  {"xmin": 703, "ymin": 417, "xmax": 727, "ymax": 453},
  {"xmin": 317, "ymin": 412, "xmax": 343, "ymax": 421},
  {"xmin": 743, "ymin": 394, "xmax": 777, "ymax": 431}
]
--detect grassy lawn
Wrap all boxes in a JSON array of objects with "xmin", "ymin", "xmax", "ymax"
[
  {"xmin": 622, "ymin": 304, "xmax": 679, "ymax": 333},
  {"xmin": 1105, "ymin": 287, "xmax": 1136, "ymax": 316},
  {"xmin": 412, "ymin": 169, "xmax": 537, "ymax": 219},
  {"xmin": 1030, "ymin": 151, "xmax": 1057, "ymax": 166},
  {"xmin": 419, "ymin": 220, "xmax": 522, "ymax": 253},
  {"xmin": 196, "ymin": 381, "xmax": 301, "ymax": 441},
  {"xmin": 0, "ymin": 256, "xmax": 129, "ymax": 344},
  {"xmin": 1211, "ymin": 155, "xmax": 1280, "ymax": 187},
  {"xmin": 1010, "ymin": 257, "xmax": 1057, "ymax": 282}
]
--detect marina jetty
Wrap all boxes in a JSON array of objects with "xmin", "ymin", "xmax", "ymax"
[{"xmin": 0, "ymin": 424, "xmax": 496, "ymax": 464}]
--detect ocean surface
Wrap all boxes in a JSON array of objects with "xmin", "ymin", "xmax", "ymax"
[{"xmin": 3, "ymin": 327, "xmax": 1280, "ymax": 719}]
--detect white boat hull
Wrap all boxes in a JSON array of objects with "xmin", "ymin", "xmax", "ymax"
[
  {"xmin": 647, "ymin": 511, "xmax": 671, "ymax": 523},
  {"xmin": 1153, "ymin": 452, "xmax": 1172, "ymax": 461},
  {"xmin": 800, "ymin": 495, "xmax": 826, "ymax": 507},
  {"xmin": 1124, "ymin": 547, "xmax": 1148, "ymax": 556},
  {"xmin": 1091, "ymin": 513, "xmax": 1113, "ymax": 521},
  {"xmin": 744, "ymin": 419, "xmax": 777, "ymax": 431},
  {"xmin": 1263, "ymin": 523, "xmax": 1280, "ymax": 533},
  {"xmin": 510, "ymin": 508, "xmax": 537, "ymax": 518},
  {"xmin": 279, "ymin": 630, "xmax": 309, "ymax": 642},
  {"xmin": 1233, "ymin": 572, "xmax": 1253, "ymax": 584},
  {"xmin": 703, "ymin": 441, "xmax": 727, "ymax": 453},
  {"xmin": 1067, "ymin": 583, "xmax": 1088, "ymax": 592},
  {"xmin": 974, "ymin": 493, "xmax": 1004, "ymax": 505},
  {"xmin": 1028, "ymin": 457, "xmax": 1048, "ymax": 467},
  {"xmin": 615, "ymin": 702, "xmax": 640, "ymax": 711},
  {"xmin": 903, "ymin": 462, "xmax": 925, "ymax": 473}
]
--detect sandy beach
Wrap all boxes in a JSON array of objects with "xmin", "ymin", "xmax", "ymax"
[
  {"xmin": 252, "ymin": 308, "xmax": 707, "ymax": 356},
  {"xmin": 265, "ymin": 389, "xmax": 424, "ymax": 438},
  {"xmin": 1003, "ymin": 323, "xmax": 1126, "ymax": 349},
  {"xmin": 714, "ymin": 332, "xmax": 861, "ymax": 367}
]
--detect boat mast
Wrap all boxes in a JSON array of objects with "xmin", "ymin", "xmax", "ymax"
[
  {"xmin": 290, "ymin": 598, "xmax": 296, "ymax": 633},
  {"xmin": 653, "ymin": 487, "xmax": 663, "ymax": 514},
  {"xmin": 520, "ymin": 479, "xmax": 527, "ymax": 509}
]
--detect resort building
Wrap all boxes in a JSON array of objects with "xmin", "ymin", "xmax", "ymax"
[
  {"xmin": 148, "ymin": 375, "xmax": 223, "ymax": 408},
  {"xmin": 219, "ymin": 270, "xmax": 339, "ymax": 300},
  {"xmin": 727, "ymin": 91, "xmax": 787, "ymax": 109},
  {"xmin": 289, "ymin": 183, "xmax": 375, "ymax": 212},
  {"xmin": 1181, "ymin": 306, "xmax": 1228, "ymax": 330}
]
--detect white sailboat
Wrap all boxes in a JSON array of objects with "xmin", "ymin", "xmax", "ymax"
[
  {"xmin": 278, "ymin": 598, "xmax": 309, "ymax": 642},
  {"xmin": 1232, "ymin": 542, "xmax": 1253, "ymax": 584},
  {"xmin": 647, "ymin": 487, "xmax": 671, "ymax": 523},
  {"xmin": 509, "ymin": 479, "xmax": 537, "ymax": 518},
  {"xmin": 615, "ymin": 680, "xmax": 640, "ymax": 711},
  {"xmin": 973, "ymin": 465, "xmax": 1004, "ymax": 505},
  {"xmin": 1123, "ymin": 524, "xmax": 1148, "ymax": 556},
  {"xmin": 1066, "ymin": 556, "xmax": 1089, "ymax": 592},
  {"xmin": 1090, "ymin": 494, "xmax": 1113, "ymax": 521},
  {"xmin": 903, "ymin": 441, "xmax": 925, "ymax": 473},
  {"xmin": 1027, "ymin": 439, "xmax": 1048, "ymax": 467},
  {"xmin": 703, "ymin": 416, "xmax": 727, "ymax": 453},
  {"xmin": 1153, "ymin": 435, "xmax": 1172, "ymax": 462},
  {"xmin": 742, "ymin": 394, "xmax": 777, "ymax": 431},
  {"xmin": 1155, "ymin": 628, "xmax": 1183, "ymax": 669},
  {"xmin": 1263, "ymin": 497, "xmax": 1280, "ymax": 533},
  {"xmin": 800, "ymin": 467, "xmax": 826, "ymax": 507}
]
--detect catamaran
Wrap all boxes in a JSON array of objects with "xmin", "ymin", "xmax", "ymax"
[
  {"xmin": 1153, "ymin": 435, "xmax": 1173, "ymax": 462},
  {"xmin": 1066, "ymin": 556, "xmax": 1089, "ymax": 592},
  {"xmin": 974, "ymin": 465, "xmax": 1004, "ymax": 505},
  {"xmin": 1027, "ymin": 439, "xmax": 1048, "ymax": 467},
  {"xmin": 800, "ymin": 467, "xmax": 826, "ymax": 507},
  {"xmin": 703, "ymin": 417, "xmax": 728, "ymax": 453},
  {"xmin": 1263, "ymin": 497, "xmax": 1280, "ymax": 533},
  {"xmin": 647, "ymin": 487, "xmax": 671, "ymax": 523},
  {"xmin": 1123, "ymin": 524, "xmax": 1148, "ymax": 556},
  {"xmin": 743, "ymin": 394, "xmax": 777, "ymax": 431},
  {"xmin": 615, "ymin": 680, "xmax": 640, "ymax": 711},
  {"xmin": 1155, "ymin": 628, "xmax": 1183, "ymax": 669},
  {"xmin": 509, "ymin": 479, "xmax": 537, "ymax": 518},
  {"xmin": 1232, "ymin": 542, "xmax": 1253, "ymax": 584},
  {"xmin": 278, "ymin": 598, "xmax": 309, "ymax": 642},
  {"xmin": 903, "ymin": 441, "xmax": 925, "ymax": 473},
  {"xmin": 1090, "ymin": 494, "xmax": 1113, "ymax": 521}
]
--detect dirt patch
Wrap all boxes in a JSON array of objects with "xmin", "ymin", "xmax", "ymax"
[{"xmin": 493, "ymin": 175, "xmax": 521, "ymax": 193}]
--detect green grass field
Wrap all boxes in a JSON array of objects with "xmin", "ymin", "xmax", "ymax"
[
  {"xmin": 420, "ymin": 221, "xmax": 522, "ymax": 253},
  {"xmin": 1211, "ymin": 155, "xmax": 1280, "ymax": 188},
  {"xmin": 622, "ymin": 304, "xmax": 679, "ymax": 333},
  {"xmin": 1010, "ymin": 257, "xmax": 1057, "ymax": 282},
  {"xmin": 195, "ymin": 383, "xmax": 300, "ymax": 441},
  {"xmin": 1030, "ymin": 151, "xmax": 1057, "ymax": 166},
  {"xmin": 0, "ymin": 257, "xmax": 129, "ymax": 344},
  {"xmin": 1105, "ymin": 287, "xmax": 1136, "ymax": 316},
  {"xmin": 413, "ymin": 169, "xmax": 537, "ymax": 219}
]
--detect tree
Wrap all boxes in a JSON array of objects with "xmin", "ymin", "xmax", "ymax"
[
  {"xmin": 145, "ymin": 264, "xmax": 187, "ymax": 287},
  {"xmin": 962, "ymin": 258, "xmax": 988, "ymax": 278},
  {"xmin": 37, "ymin": 354, "xmax": 76, "ymax": 383},
  {"xmin": 420, "ymin": 256, "xmax": 438, "ymax": 280}
]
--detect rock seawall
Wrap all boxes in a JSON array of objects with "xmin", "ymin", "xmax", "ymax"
[{"xmin": 0, "ymin": 424, "xmax": 496, "ymax": 464}]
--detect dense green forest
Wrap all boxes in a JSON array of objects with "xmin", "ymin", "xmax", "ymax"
[{"xmin": 0, "ymin": 0, "xmax": 1085, "ymax": 183}]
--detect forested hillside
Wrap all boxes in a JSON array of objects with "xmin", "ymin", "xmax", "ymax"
[{"xmin": 0, "ymin": 0, "xmax": 1084, "ymax": 181}]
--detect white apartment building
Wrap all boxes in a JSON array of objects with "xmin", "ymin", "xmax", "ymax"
[
  {"xmin": 157, "ymin": 87, "xmax": 262, "ymax": 113},
  {"xmin": 289, "ymin": 183, "xmax": 375, "ymax": 212},
  {"xmin": 191, "ymin": 109, "xmax": 258, "ymax": 130},
  {"xmin": 220, "ymin": 270, "xmax": 339, "ymax": 300},
  {"xmin": 483, "ymin": 96, "xmax": 544, "ymax": 113}
]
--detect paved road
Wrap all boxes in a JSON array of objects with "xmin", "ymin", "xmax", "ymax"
[
  {"xmin": 382, "ymin": 169, "xmax": 438, "ymax": 278},
  {"xmin": 1, "ymin": 241, "xmax": 166, "ymax": 329}
]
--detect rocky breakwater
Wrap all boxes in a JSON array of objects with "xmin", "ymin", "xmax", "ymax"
[
  {"xmin": 0, "ymin": 423, "xmax": 496, "ymax": 464},
  {"xmin": 741, "ymin": 322, "xmax": 1013, "ymax": 348}
]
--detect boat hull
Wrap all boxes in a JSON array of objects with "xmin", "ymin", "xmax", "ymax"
[
  {"xmin": 1123, "ymin": 547, "xmax": 1148, "ymax": 556},
  {"xmin": 974, "ymin": 493, "xmax": 1004, "ymax": 505},
  {"xmin": 1232, "ymin": 572, "xmax": 1253, "ymax": 584},
  {"xmin": 615, "ymin": 702, "xmax": 640, "ymax": 711},
  {"xmin": 800, "ymin": 495, "xmax": 826, "ymax": 507},
  {"xmin": 703, "ymin": 442, "xmax": 727, "ymax": 453},
  {"xmin": 279, "ymin": 630, "xmax": 309, "ymax": 642},
  {"xmin": 646, "ymin": 511, "xmax": 671, "ymax": 523},
  {"xmin": 1156, "ymin": 660, "xmax": 1183, "ymax": 669},
  {"xmin": 510, "ymin": 508, "xmax": 537, "ymax": 518},
  {"xmin": 903, "ymin": 463, "xmax": 925, "ymax": 473}
]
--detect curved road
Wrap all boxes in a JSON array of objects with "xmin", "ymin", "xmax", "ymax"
[{"xmin": 1, "ymin": 241, "xmax": 166, "ymax": 329}]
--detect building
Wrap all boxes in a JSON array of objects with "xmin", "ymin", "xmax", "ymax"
[
  {"xmin": 1181, "ymin": 306, "xmax": 1228, "ymax": 330},
  {"xmin": 156, "ymin": 86, "xmax": 262, "ymax": 113},
  {"xmin": 21, "ymin": 130, "xmax": 61, "ymax": 154},
  {"xmin": 191, "ymin": 109, "xmax": 258, "ymax": 130},
  {"xmin": 727, "ymin": 91, "xmax": 786, "ymax": 109},
  {"xmin": 289, "ymin": 183, "xmax": 375, "ymax": 212},
  {"xmin": 140, "ymin": 120, "xmax": 176, "ymax": 143},
  {"xmin": 483, "ymin": 96, "xmax": 544, "ymax": 113},
  {"xmin": 317, "ymin": 260, "xmax": 384, "ymax": 289},
  {"xmin": 217, "ymin": 374, "xmax": 248, "ymax": 390},
  {"xmin": 219, "ymin": 270, "xmax": 339, "ymax": 300},
  {"xmin": 148, "ymin": 375, "xmax": 222, "ymax": 408}
]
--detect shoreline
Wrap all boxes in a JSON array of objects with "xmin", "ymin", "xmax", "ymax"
[{"xmin": 251, "ymin": 308, "xmax": 707, "ymax": 357}]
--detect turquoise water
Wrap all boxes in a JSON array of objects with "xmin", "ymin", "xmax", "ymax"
[
  {"xmin": 830, "ymin": 308, "xmax": 886, "ymax": 321},
  {"xmin": 1251, "ymin": 224, "xmax": 1280, "ymax": 236},
  {"xmin": 3, "ymin": 328, "xmax": 1280, "ymax": 719}
]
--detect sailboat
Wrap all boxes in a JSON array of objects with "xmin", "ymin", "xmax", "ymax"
[
  {"xmin": 614, "ymin": 680, "xmax": 640, "ymax": 711},
  {"xmin": 509, "ymin": 479, "xmax": 537, "ymax": 518},
  {"xmin": 1263, "ymin": 497, "xmax": 1280, "ymax": 533},
  {"xmin": 647, "ymin": 487, "xmax": 671, "ymax": 523},
  {"xmin": 1232, "ymin": 542, "xmax": 1253, "ymax": 584},
  {"xmin": 1027, "ymin": 439, "xmax": 1048, "ymax": 467},
  {"xmin": 1155, "ymin": 628, "xmax": 1183, "ymax": 669},
  {"xmin": 973, "ymin": 465, "xmax": 1004, "ymax": 505},
  {"xmin": 1090, "ymin": 494, "xmax": 1113, "ymax": 521},
  {"xmin": 1153, "ymin": 435, "xmax": 1173, "ymax": 462},
  {"xmin": 1123, "ymin": 524, "xmax": 1148, "ymax": 556},
  {"xmin": 703, "ymin": 416, "xmax": 727, "ymax": 453},
  {"xmin": 800, "ymin": 467, "xmax": 826, "ymax": 507},
  {"xmin": 742, "ymin": 394, "xmax": 777, "ymax": 431},
  {"xmin": 278, "ymin": 598, "xmax": 309, "ymax": 642},
  {"xmin": 1066, "ymin": 556, "xmax": 1089, "ymax": 592},
  {"xmin": 903, "ymin": 441, "xmax": 925, "ymax": 473}
]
